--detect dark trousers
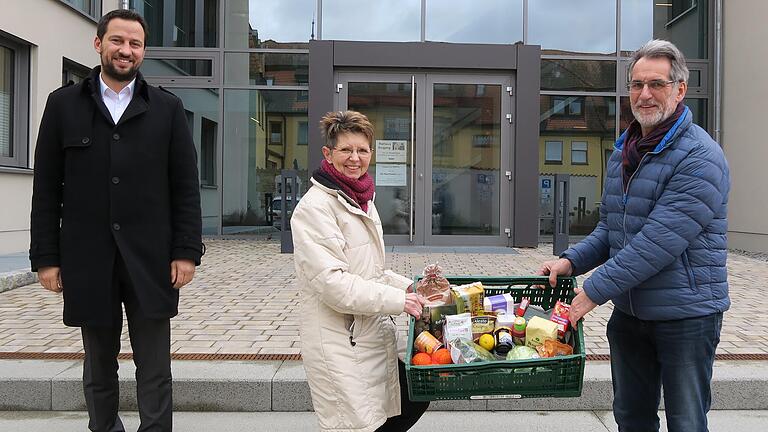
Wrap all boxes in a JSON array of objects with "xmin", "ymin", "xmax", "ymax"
[
  {"xmin": 607, "ymin": 308, "xmax": 722, "ymax": 432},
  {"xmin": 376, "ymin": 361, "xmax": 430, "ymax": 432},
  {"xmin": 81, "ymin": 253, "xmax": 173, "ymax": 432}
]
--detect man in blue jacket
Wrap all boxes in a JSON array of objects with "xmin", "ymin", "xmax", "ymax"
[{"xmin": 537, "ymin": 39, "xmax": 729, "ymax": 432}]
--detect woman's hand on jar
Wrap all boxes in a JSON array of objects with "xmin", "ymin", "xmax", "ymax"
[{"xmin": 403, "ymin": 293, "xmax": 427, "ymax": 319}]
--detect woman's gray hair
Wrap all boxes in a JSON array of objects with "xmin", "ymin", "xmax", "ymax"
[{"xmin": 628, "ymin": 39, "xmax": 689, "ymax": 83}]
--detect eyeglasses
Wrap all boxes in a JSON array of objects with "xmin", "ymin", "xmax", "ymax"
[
  {"xmin": 626, "ymin": 79, "xmax": 678, "ymax": 93},
  {"xmin": 333, "ymin": 147, "xmax": 372, "ymax": 158}
]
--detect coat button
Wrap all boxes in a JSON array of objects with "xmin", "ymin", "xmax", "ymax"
[
  {"xmin": 111, "ymin": 177, "xmax": 120, "ymax": 184},
  {"xmin": 113, "ymin": 133, "xmax": 120, "ymax": 140},
  {"xmin": 81, "ymin": 137, "xmax": 90, "ymax": 144},
  {"xmin": 112, "ymin": 223, "xmax": 121, "ymax": 231}
]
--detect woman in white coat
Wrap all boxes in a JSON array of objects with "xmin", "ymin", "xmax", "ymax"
[{"xmin": 291, "ymin": 111, "xmax": 429, "ymax": 432}]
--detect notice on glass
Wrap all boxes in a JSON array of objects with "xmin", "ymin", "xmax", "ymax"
[
  {"xmin": 376, "ymin": 164, "xmax": 407, "ymax": 187},
  {"xmin": 375, "ymin": 140, "xmax": 408, "ymax": 163}
]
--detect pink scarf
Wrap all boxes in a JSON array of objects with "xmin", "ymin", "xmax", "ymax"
[{"xmin": 319, "ymin": 159, "xmax": 375, "ymax": 212}]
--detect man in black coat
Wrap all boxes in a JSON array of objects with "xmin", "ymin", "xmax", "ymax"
[{"xmin": 29, "ymin": 9, "xmax": 203, "ymax": 432}]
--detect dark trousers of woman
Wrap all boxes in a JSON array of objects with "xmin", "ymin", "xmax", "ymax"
[{"xmin": 376, "ymin": 361, "xmax": 430, "ymax": 432}]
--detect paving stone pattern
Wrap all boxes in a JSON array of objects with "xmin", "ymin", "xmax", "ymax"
[{"xmin": 0, "ymin": 239, "xmax": 766, "ymax": 356}]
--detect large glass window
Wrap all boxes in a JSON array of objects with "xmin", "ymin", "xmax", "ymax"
[
  {"xmin": 541, "ymin": 60, "xmax": 616, "ymax": 93},
  {"xmin": 131, "ymin": 0, "xmax": 218, "ymax": 47},
  {"xmin": 528, "ymin": 0, "xmax": 616, "ymax": 55},
  {"xmin": 225, "ymin": 0, "xmax": 315, "ymax": 49},
  {"xmin": 0, "ymin": 46, "xmax": 12, "ymax": 161},
  {"xmin": 539, "ymin": 96, "xmax": 615, "ymax": 236},
  {"xmin": 60, "ymin": 0, "xmax": 101, "ymax": 18},
  {"xmin": 224, "ymin": 53, "xmax": 308, "ymax": 86},
  {"xmin": 621, "ymin": 0, "xmax": 708, "ymax": 58},
  {"xmin": 425, "ymin": 0, "xmax": 522, "ymax": 44},
  {"xmin": 223, "ymin": 90, "xmax": 309, "ymax": 236},
  {"xmin": 0, "ymin": 35, "xmax": 29, "ymax": 169},
  {"xmin": 165, "ymin": 88, "xmax": 221, "ymax": 235},
  {"xmin": 322, "ymin": 0, "xmax": 421, "ymax": 42},
  {"xmin": 62, "ymin": 58, "xmax": 90, "ymax": 86}
]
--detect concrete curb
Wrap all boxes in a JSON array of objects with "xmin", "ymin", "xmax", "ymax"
[
  {"xmin": 0, "ymin": 269, "xmax": 36, "ymax": 293},
  {"xmin": 1, "ymin": 359, "xmax": 767, "ymax": 412}
]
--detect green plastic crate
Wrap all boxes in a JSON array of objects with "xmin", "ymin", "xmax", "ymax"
[{"xmin": 405, "ymin": 276, "xmax": 585, "ymax": 401}]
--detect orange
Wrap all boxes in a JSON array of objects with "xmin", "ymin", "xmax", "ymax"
[
  {"xmin": 431, "ymin": 348, "xmax": 452, "ymax": 365},
  {"xmin": 412, "ymin": 353, "xmax": 432, "ymax": 366}
]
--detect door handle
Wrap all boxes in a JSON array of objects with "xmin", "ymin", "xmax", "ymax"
[{"xmin": 409, "ymin": 75, "xmax": 416, "ymax": 242}]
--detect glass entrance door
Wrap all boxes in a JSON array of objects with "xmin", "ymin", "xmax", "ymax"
[{"xmin": 337, "ymin": 72, "xmax": 512, "ymax": 246}]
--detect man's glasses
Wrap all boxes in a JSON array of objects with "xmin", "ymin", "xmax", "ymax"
[{"xmin": 626, "ymin": 79, "xmax": 678, "ymax": 93}]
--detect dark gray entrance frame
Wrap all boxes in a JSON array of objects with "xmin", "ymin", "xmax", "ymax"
[{"xmin": 308, "ymin": 40, "xmax": 540, "ymax": 247}]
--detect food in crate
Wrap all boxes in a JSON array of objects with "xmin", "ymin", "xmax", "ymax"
[
  {"xmin": 448, "ymin": 337, "xmax": 496, "ymax": 364},
  {"xmin": 415, "ymin": 263, "xmax": 452, "ymax": 306},
  {"xmin": 451, "ymin": 281, "xmax": 485, "ymax": 315}
]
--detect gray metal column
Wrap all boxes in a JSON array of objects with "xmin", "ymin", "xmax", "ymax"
[
  {"xmin": 553, "ymin": 174, "xmax": 570, "ymax": 256},
  {"xmin": 280, "ymin": 169, "xmax": 299, "ymax": 254}
]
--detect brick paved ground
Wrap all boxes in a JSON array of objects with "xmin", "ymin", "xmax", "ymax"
[{"xmin": 1, "ymin": 239, "xmax": 766, "ymax": 356}]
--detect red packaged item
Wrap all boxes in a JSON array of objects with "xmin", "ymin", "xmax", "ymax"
[
  {"xmin": 515, "ymin": 297, "xmax": 530, "ymax": 317},
  {"xmin": 550, "ymin": 300, "xmax": 571, "ymax": 339}
]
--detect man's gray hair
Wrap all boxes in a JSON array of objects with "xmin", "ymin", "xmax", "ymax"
[{"xmin": 628, "ymin": 39, "xmax": 689, "ymax": 83}]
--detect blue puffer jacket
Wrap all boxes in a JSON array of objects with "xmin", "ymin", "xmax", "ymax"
[{"xmin": 562, "ymin": 106, "xmax": 730, "ymax": 320}]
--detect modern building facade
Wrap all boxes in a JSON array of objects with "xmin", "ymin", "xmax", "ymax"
[{"xmin": 1, "ymin": 0, "xmax": 766, "ymax": 253}]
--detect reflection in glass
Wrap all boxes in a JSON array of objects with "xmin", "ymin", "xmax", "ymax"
[
  {"xmin": 224, "ymin": 53, "xmax": 309, "ymax": 86},
  {"xmin": 322, "ymin": 0, "xmax": 420, "ymax": 42},
  {"xmin": 142, "ymin": 58, "xmax": 213, "ymax": 77},
  {"xmin": 426, "ymin": 0, "xmax": 522, "ymax": 44},
  {"xmin": 529, "ymin": 0, "xmax": 616, "ymax": 55},
  {"xmin": 162, "ymin": 88, "xmax": 221, "ymax": 235},
  {"xmin": 684, "ymin": 98, "xmax": 708, "ymax": 131},
  {"xmin": 225, "ymin": 0, "xmax": 315, "ymax": 49},
  {"xmin": 539, "ymin": 96, "xmax": 615, "ymax": 236},
  {"xmin": 432, "ymin": 84, "xmax": 501, "ymax": 236},
  {"xmin": 347, "ymin": 82, "xmax": 414, "ymax": 235},
  {"xmin": 541, "ymin": 60, "xmax": 616, "ymax": 92},
  {"xmin": 621, "ymin": 0, "xmax": 708, "ymax": 58},
  {"xmin": 223, "ymin": 90, "xmax": 309, "ymax": 236},
  {"xmin": 0, "ymin": 46, "xmax": 13, "ymax": 158},
  {"xmin": 131, "ymin": 0, "xmax": 218, "ymax": 47}
]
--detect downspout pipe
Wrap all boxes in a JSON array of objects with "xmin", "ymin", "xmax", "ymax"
[{"xmin": 714, "ymin": 0, "xmax": 723, "ymax": 144}]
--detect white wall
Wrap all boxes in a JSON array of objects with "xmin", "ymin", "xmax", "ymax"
[
  {"xmin": 722, "ymin": 0, "xmax": 768, "ymax": 252},
  {"xmin": 0, "ymin": 0, "xmax": 120, "ymax": 254}
]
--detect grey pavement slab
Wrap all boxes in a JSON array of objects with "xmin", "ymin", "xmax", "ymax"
[
  {"xmin": 2, "ymin": 410, "xmax": 768, "ymax": 432},
  {"xmin": 271, "ymin": 360, "xmax": 313, "ymax": 411},
  {"xmin": 49, "ymin": 359, "xmax": 282, "ymax": 411},
  {"xmin": 0, "ymin": 360, "xmax": 77, "ymax": 410},
  {"xmin": 4, "ymin": 358, "xmax": 768, "ymax": 412},
  {"xmin": 0, "ymin": 252, "xmax": 29, "ymax": 273}
]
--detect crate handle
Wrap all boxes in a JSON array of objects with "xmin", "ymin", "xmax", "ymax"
[{"xmin": 470, "ymin": 394, "xmax": 523, "ymax": 400}]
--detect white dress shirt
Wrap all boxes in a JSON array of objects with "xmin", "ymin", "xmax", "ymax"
[{"xmin": 99, "ymin": 74, "xmax": 136, "ymax": 124}]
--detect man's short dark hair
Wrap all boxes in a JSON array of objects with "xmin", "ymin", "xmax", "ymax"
[{"xmin": 97, "ymin": 9, "xmax": 149, "ymax": 44}]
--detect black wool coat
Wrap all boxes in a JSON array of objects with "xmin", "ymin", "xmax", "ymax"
[{"xmin": 30, "ymin": 67, "xmax": 203, "ymax": 326}]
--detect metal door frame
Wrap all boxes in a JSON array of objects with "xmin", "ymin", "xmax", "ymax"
[
  {"xmin": 424, "ymin": 73, "xmax": 514, "ymax": 247},
  {"xmin": 335, "ymin": 71, "xmax": 513, "ymax": 246},
  {"xmin": 335, "ymin": 72, "xmax": 427, "ymax": 246}
]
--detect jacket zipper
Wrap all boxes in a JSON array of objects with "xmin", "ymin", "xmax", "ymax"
[{"xmin": 622, "ymin": 153, "xmax": 650, "ymax": 317}]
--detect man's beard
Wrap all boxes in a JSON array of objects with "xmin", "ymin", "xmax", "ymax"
[
  {"xmin": 101, "ymin": 55, "xmax": 140, "ymax": 82},
  {"xmin": 631, "ymin": 98, "xmax": 676, "ymax": 130}
]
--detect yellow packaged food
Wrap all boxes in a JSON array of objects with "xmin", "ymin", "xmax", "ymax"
[
  {"xmin": 525, "ymin": 316, "xmax": 558, "ymax": 349},
  {"xmin": 451, "ymin": 282, "xmax": 485, "ymax": 316}
]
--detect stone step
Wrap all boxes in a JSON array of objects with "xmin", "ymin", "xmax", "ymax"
[{"xmin": 1, "ymin": 360, "xmax": 766, "ymax": 411}]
